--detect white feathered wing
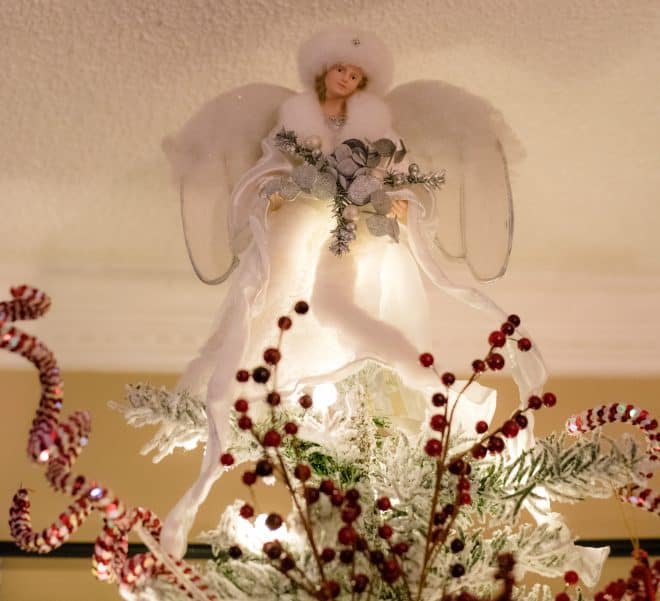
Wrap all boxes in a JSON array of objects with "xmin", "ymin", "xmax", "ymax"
[
  {"xmin": 386, "ymin": 80, "xmax": 522, "ymax": 282},
  {"xmin": 163, "ymin": 83, "xmax": 294, "ymax": 284}
]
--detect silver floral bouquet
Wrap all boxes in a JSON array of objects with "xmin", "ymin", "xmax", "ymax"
[{"xmin": 268, "ymin": 129, "xmax": 445, "ymax": 255}]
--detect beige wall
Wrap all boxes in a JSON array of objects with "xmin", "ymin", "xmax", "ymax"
[{"xmin": 1, "ymin": 369, "xmax": 658, "ymax": 600}]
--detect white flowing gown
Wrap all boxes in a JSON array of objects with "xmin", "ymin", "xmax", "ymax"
[{"xmin": 160, "ymin": 90, "xmax": 547, "ymax": 558}]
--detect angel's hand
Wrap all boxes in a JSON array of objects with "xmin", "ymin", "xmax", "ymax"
[
  {"xmin": 268, "ymin": 192, "xmax": 285, "ymax": 213},
  {"xmin": 387, "ymin": 199, "xmax": 408, "ymax": 223}
]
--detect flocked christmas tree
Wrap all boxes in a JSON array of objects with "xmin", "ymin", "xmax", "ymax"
[{"xmin": 108, "ymin": 300, "xmax": 659, "ymax": 601}]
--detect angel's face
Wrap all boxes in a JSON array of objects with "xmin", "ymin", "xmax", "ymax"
[{"xmin": 324, "ymin": 64, "xmax": 364, "ymax": 100}]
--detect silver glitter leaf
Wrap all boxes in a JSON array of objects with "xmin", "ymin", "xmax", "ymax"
[
  {"xmin": 370, "ymin": 190, "xmax": 392, "ymax": 215},
  {"xmin": 373, "ymin": 138, "xmax": 396, "ymax": 157},
  {"xmin": 338, "ymin": 174, "xmax": 348, "ymax": 190},
  {"xmin": 280, "ymin": 178, "xmax": 301, "ymax": 201},
  {"xmin": 333, "ymin": 144, "xmax": 352, "ymax": 162},
  {"xmin": 312, "ymin": 172, "xmax": 337, "ymax": 201},
  {"xmin": 366, "ymin": 151, "xmax": 381, "ymax": 168},
  {"xmin": 352, "ymin": 148, "xmax": 367, "ymax": 166},
  {"xmin": 366, "ymin": 214, "xmax": 400, "ymax": 242},
  {"xmin": 337, "ymin": 158, "xmax": 359, "ymax": 177},
  {"xmin": 292, "ymin": 163, "xmax": 318, "ymax": 191},
  {"xmin": 348, "ymin": 174, "xmax": 381, "ymax": 206}
]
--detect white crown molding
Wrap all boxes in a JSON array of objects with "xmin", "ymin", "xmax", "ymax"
[{"xmin": 1, "ymin": 265, "xmax": 659, "ymax": 376}]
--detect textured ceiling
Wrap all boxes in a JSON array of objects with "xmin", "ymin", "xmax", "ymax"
[{"xmin": 1, "ymin": 1, "xmax": 660, "ymax": 373}]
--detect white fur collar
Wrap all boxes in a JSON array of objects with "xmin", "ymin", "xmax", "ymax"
[{"xmin": 277, "ymin": 90, "xmax": 393, "ymax": 153}]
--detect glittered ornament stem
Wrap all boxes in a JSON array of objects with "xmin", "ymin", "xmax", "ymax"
[
  {"xmin": 566, "ymin": 403, "xmax": 659, "ymax": 515},
  {"xmin": 2, "ymin": 285, "xmax": 216, "ymax": 600}
]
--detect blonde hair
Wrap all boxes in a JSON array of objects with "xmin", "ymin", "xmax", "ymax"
[{"xmin": 314, "ymin": 69, "xmax": 368, "ymax": 102}]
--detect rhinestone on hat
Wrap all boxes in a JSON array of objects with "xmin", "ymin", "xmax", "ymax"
[{"xmin": 352, "ymin": 38, "xmax": 361, "ymax": 46}]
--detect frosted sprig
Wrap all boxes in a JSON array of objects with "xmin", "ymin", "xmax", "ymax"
[{"xmin": 108, "ymin": 384, "xmax": 207, "ymax": 462}]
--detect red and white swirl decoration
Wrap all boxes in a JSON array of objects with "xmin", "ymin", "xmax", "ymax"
[
  {"xmin": 566, "ymin": 401, "xmax": 659, "ymax": 515},
  {"xmin": 3, "ymin": 285, "xmax": 215, "ymax": 600}
]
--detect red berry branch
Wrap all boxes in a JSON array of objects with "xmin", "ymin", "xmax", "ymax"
[
  {"xmin": 221, "ymin": 305, "xmax": 542, "ymax": 601},
  {"xmin": 2, "ymin": 286, "xmax": 215, "ymax": 600}
]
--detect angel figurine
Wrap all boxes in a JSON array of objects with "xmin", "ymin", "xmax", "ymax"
[{"xmin": 160, "ymin": 27, "xmax": 547, "ymax": 557}]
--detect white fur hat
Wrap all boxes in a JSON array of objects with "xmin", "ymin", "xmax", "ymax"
[{"xmin": 298, "ymin": 27, "xmax": 394, "ymax": 96}]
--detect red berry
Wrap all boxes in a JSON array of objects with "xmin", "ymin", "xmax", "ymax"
[
  {"xmin": 263, "ymin": 347, "xmax": 281, "ymax": 365},
  {"xmin": 555, "ymin": 593, "xmax": 570, "ymax": 601},
  {"xmin": 381, "ymin": 558, "xmax": 402, "ymax": 583},
  {"xmin": 242, "ymin": 471, "xmax": 257, "ymax": 486},
  {"xmin": 277, "ymin": 316, "xmax": 292, "ymax": 330},
  {"xmin": 345, "ymin": 488, "xmax": 360, "ymax": 502},
  {"xmin": 448, "ymin": 459, "xmax": 466, "ymax": 475},
  {"xmin": 527, "ymin": 395, "xmax": 543, "ymax": 410},
  {"xmin": 321, "ymin": 547, "xmax": 336, "ymax": 562},
  {"xmin": 339, "ymin": 548, "xmax": 354, "ymax": 563},
  {"xmin": 451, "ymin": 563, "xmax": 465, "ymax": 577},
  {"xmin": 459, "ymin": 492, "xmax": 472, "ymax": 505},
  {"xmin": 500, "ymin": 322, "xmax": 515, "ymax": 336},
  {"xmin": 475, "ymin": 420, "xmax": 488, "ymax": 434},
  {"xmin": 255, "ymin": 459, "xmax": 273, "ymax": 476},
  {"xmin": 450, "ymin": 538, "xmax": 465, "ymax": 553},
  {"xmin": 252, "ymin": 366, "xmax": 270, "ymax": 384},
  {"xmin": 515, "ymin": 413, "xmax": 529, "ymax": 429},
  {"xmin": 341, "ymin": 503, "xmax": 361, "ymax": 523},
  {"xmin": 430, "ymin": 414, "xmax": 447, "ymax": 431},
  {"xmin": 471, "ymin": 444, "xmax": 487, "ymax": 459},
  {"xmin": 239, "ymin": 503, "xmax": 254, "ymax": 519},
  {"xmin": 488, "ymin": 330, "xmax": 506, "ymax": 347},
  {"xmin": 266, "ymin": 392, "xmax": 281, "ymax": 406},
  {"xmin": 294, "ymin": 464, "xmax": 311, "ymax": 481},
  {"xmin": 280, "ymin": 556, "xmax": 295, "ymax": 572},
  {"xmin": 441, "ymin": 372, "xmax": 456, "ymax": 386},
  {"xmin": 294, "ymin": 300, "xmax": 309, "ymax": 314},
  {"xmin": 263, "ymin": 540, "xmax": 282, "ymax": 559},
  {"xmin": 419, "ymin": 352, "xmax": 434, "ymax": 367},
  {"xmin": 238, "ymin": 415, "xmax": 252, "ymax": 430},
  {"xmin": 320, "ymin": 479, "xmax": 335, "ymax": 494},
  {"xmin": 392, "ymin": 542, "xmax": 409, "ymax": 555},
  {"xmin": 234, "ymin": 398, "xmax": 248, "ymax": 413},
  {"xmin": 376, "ymin": 496, "xmax": 391, "ymax": 511},
  {"xmin": 507, "ymin": 314, "xmax": 521, "ymax": 327},
  {"xmin": 320, "ymin": 580, "xmax": 340, "ymax": 599},
  {"xmin": 472, "ymin": 359, "xmax": 486, "ymax": 373},
  {"xmin": 284, "ymin": 421, "xmax": 298, "ymax": 435},
  {"xmin": 263, "ymin": 429, "xmax": 282, "ymax": 447},
  {"xmin": 564, "ymin": 570, "xmax": 579, "ymax": 585},
  {"xmin": 337, "ymin": 525, "xmax": 356, "ymax": 545},
  {"xmin": 298, "ymin": 394, "xmax": 313, "ymax": 409},
  {"xmin": 220, "ymin": 452, "xmax": 235, "ymax": 466},
  {"xmin": 432, "ymin": 392, "xmax": 447, "ymax": 406},
  {"xmin": 425, "ymin": 438, "xmax": 443, "ymax": 457},
  {"xmin": 265, "ymin": 513, "xmax": 283, "ymax": 530},
  {"xmin": 330, "ymin": 491, "xmax": 344, "ymax": 506},
  {"xmin": 487, "ymin": 436, "xmax": 505, "ymax": 453},
  {"xmin": 517, "ymin": 337, "xmax": 532, "ymax": 351},
  {"xmin": 542, "ymin": 392, "xmax": 557, "ymax": 407},
  {"xmin": 457, "ymin": 477, "xmax": 470, "ymax": 491},
  {"xmin": 236, "ymin": 369, "xmax": 249, "ymax": 382},
  {"xmin": 502, "ymin": 420, "xmax": 520, "ymax": 438},
  {"xmin": 353, "ymin": 574, "xmax": 369, "ymax": 593},
  {"xmin": 378, "ymin": 524, "xmax": 393, "ymax": 539},
  {"xmin": 486, "ymin": 353, "xmax": 505, "ymax": 370},
  {"xmin": 304, "ymin": 486, "xmax": 320, "ymax": 504},
  {"xmin": 228, "ymin": 545, "xmax": 242, "ymax": 559}
]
